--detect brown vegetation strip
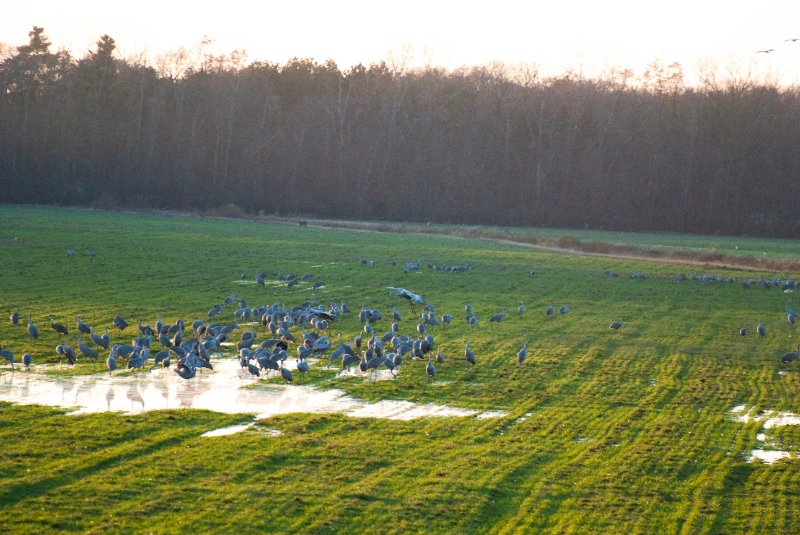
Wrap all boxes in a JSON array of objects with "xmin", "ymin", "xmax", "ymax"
[{"xmin": 255, "ymin": 215, "xmax": 800, "ymax": 273}]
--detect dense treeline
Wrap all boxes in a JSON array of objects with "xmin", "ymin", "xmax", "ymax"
[{"xmin": 1, "ymin": 27, "xmax": 798, "ymax": 236}]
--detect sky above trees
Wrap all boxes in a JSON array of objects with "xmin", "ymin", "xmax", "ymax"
[{"xmin": 2, "ymin": 1, "xmax": 800, "ymax": 85}]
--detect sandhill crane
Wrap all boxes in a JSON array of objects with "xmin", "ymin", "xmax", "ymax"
[
  {"xmin": 106, "ymin": 351, "xmax": 117, "ymax": 373},
  {"xmin": 22, "ymin": 352, "xmax": 31, "ymax": 370},
  {"xmin": 757, "ymin": 323, "xmax": 766, "ymax": 337},
  {"xmin": 781, "ymin": 346, "xmax": 799, "ymax": 364},
  {"xmin": 388, "ymin": 287, "xmax": 425, "ymax": 312},
  {"xmin": 113, "ymin": 315, "xmax": 128, "ymax": 331},
  {"xmin": 441, "ymin": 313, "xmax": 452, "ymax": 328},
  {"xmin": 62, "ymin": 342, "xmax": 77, "ymax": 365},
  {"xmin": 280, "ymin": 363, "xmax": 294, "ymax": 384},
  {"xmin": 0, "ymin": 345, "xmax": 14, "ymax": 369},
  {"xmin": 76, "ymin": 316, "xmax": 91, "ymax": 335},
  {"xmin": 465, "ymin": 340, "xmax": 476, "ymax": 365},
  {"xmin": 50, "ymin": 318, "xmax": 69, "ymax": 336},
  {"xmin": 151, "ymin": 349, "xmax": 170, "ymax": 370},
  {"xmin": 416, "ymin": 315, "xmax": 426, "ymax": 335},
  {"xmin": 175, "ymin": 363, "xmax": 196, "ymax": 379},
  {"xmin": 517, "ymin": 340, "xmax": 528, "ymax": 364},
  {"xmin": 489, "ymin": 308, "xmax": 507, "ymax": 327},
  {"xmin": 10, "ymin": 309, "xmax": 20, "ymax": 325},
  {"xmin": 77, "ymin": 334, "xmax": 99, "ymax": 364},
  {"xmin": 27, "ymin": 316, "xmax": 39, "ymax": 340},
  {"xmin": 609, "ymin": 320, "xmax": 623, "ymax": 330},
  {"xmin": 426, "ymin": 355, "xmax": 436, "ymax": 379}
]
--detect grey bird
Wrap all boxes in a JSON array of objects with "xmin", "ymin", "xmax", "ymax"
[
  {"xmin": 0, "ymin": 345, "xmax": 14, "ymax": 369},
  {"xmin": 106, "ymin": 352, "xmax": 117, "ymax": 373},
  {"xmin": 465, "ymin": 340, "xmax": 476, "ymax": 365},
  {"xmin": 426, "ymin": 355, "xmax": 436, "ymax": 379},
  {"xmin": 280, "ymin": 364, "xmax": 293, "ymax": 384},
  {"xmin": 27, "ymin": 316, "xmax": 39, "ymax": 340},
  {"xmin": 387, "ymin": 287, "xmax": 425, "ymax": 311},
  {"xmin": 77, "ymin": 334, "xmax": 99, "ymax": 363},
  {"xmin": 489, "ymin": 308, "xmax": 507, "ymax": 327},
  {"xmin": 175, "ymin": 363, "xmax": 196, "ymax": 379},
  {"xmin": 781, "ymin": 346, "xmax": 799, "ymax": 364},
  {"xmin": 50, "ymin": 318, "xmax": 69, "ymax": 336},
  {"xmin": 76, "ymin": 316, "xmax": 91, "ymax": 335},
  {"xmin": 517, "ymin": 340, "xmax": 528, "ymax": 364}
]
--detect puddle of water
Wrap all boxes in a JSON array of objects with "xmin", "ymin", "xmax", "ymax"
[
  {"xmin": 0, "ymin": 359, "xmax": 498, "ymax": 421},
  {"xmin": 748, "ymin": 449, "xmax": 791, "ymax": 464},
  {"xmin": 764, "ymin": 412, "xmax": 800, "ymax": 429},
  {"xmin": 202, "ymin": 423, "xmax": 255, "ymax": 437},
  {"xmin": 476, "ymin": 410, "xmax": 508, "ymax": 420},
  {"xmin": 200, "ymin": 422, "xmax": 284, "ymax": 437},
  {"xmin": 730, "ymin": 404, "xmax": 799, "ymax": 465},
  {"xmin": 513, "ymin": 412, "xmax": 533, "ymax": 424},
  {"xmin": 731, "ymin": 405, "xmax": 800, "ymax": 429}
]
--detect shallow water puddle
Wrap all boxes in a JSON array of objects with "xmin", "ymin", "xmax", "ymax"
[
  {"xmin": 201, "ymin": 423, "xmax": 256, "ymax": 437},
  {"xmin": 730, "ymin": 404, "xmax": 800, "ymax": 464},
  {"xmin": 0, "ymin": 358, "xmax": 504, "ymax": 422},
  {"xmin": 748, "ymin": 449, "xmax": 791, "ymax": 464}
]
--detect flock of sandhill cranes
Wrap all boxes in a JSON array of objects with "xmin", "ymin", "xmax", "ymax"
[
  {"xmin": 3, "ymin": 258, "xmax": 800, "ymax": 383},
  {"xmin": 1, "ymin": 261, "xmax": 588, "ymax": 383}
]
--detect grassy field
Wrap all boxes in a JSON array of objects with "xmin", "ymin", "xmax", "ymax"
[{"xmin": 1, "ymin": 204, "xmax": 800, "ymax": 533}]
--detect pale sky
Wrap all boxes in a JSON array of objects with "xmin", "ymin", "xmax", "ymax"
[{"xmin": 2, "ymin": 1, "xmax": 799, "ymax": 84}]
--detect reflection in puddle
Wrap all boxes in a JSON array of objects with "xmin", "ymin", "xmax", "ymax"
[
  {"xmin": 730, "ymin": 405, "xmax": 800, "ymax": 464},
  {"xmin": 0, "ymin": 359, "xmax": 505, "ymax": 421}
]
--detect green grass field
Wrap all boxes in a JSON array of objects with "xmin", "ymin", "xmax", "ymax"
[{"xmin": 1, "ymin": 204, "xmax": 800, "ymax": 533}]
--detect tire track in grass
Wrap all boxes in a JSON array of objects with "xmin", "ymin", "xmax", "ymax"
[
  {"xmin": 472, "ymin": 364, "xmax": 653, "ymax": 531},
  {"xmin": 485, "ymin": 351, "xmax": 693, "ymax": 533},
  {"xmin": 706, "ymin": 365, "xmax": 793, "ymax": 533},
  {"xmin": 0, "ymin": 412, "xmax": 246, "ymax": 507},
  {"xmin": 283, "ymin": 416, "xmax": 497, "ymax": 532}
]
